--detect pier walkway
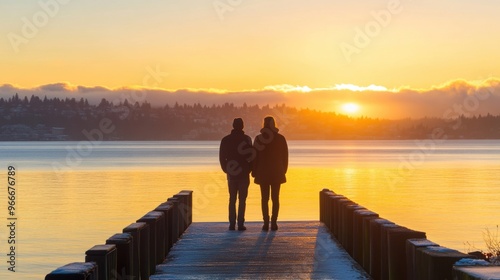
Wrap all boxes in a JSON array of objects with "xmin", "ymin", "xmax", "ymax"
[{"xmin": 151, "ymin": 221, "xmax": 370, "ymax": 279}]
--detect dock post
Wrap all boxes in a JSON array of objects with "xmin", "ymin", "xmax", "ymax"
[
  {"xmin": 106, "ymin": 233, "xmax": 134, "ymax": 279},
  {"xmin": 85, "ymin": 244, "xmax": 117, "ymax": 280},
  {"xmin": 380, "ymin": 223, "xmax": 402, "ymax": 280},
  {"xmin": 155, "ymin": 202, "xmax": 174, "ymax": 255},
  {"xmin": 322, "ymin": 190, "xmax": 335, "ymax": 229},
  {"xmin": 167, "ymin": 197, "xmax": 180, "ymax": 240},
  {"xmin": 368, "ymin": 218, "xmax": 395, "ymax": 280},
  {"xmin": 328, "ymin": 194, "xmax": 345, "ymax": 236},
  {"xmin": 325, "ymin": 192, "xmax": 338, "ymax": 231},
  {"xmin": 180, "ymin": 190, "xmax": 194, "ymax": 226},
  {"xmin": 45, "ymin": 262, "xmax": 98, "ymax": 280},
  {"xmin": 333, "ymin": 198, "xmax": 352, "ymax": 239},
  {"xmin": 338, "ymin": 199, "xmax": 357, "ymax": 247},
  {"xmin": 415, "ymin": 246, "xmax": 469, "ymax": 280},
  {"xmin": 174, "ymin": 192, "xmax": 190, "ymax": 233},
  {"xmin": 406, "ymin": 239, "xmax": 439, "ymax": 280},
  {"xmin": 353, "ymin": 209, "xmax": 378, "ymax": 264},
  {"xmin": 361, "ymin": 211, "xmax": 381, "ymax": 271},
  {"xmin": 319, "ymin": 189, "xmax": 326, "ymax": 223},
  {"xmin": 137, "ymin": 211, "xmax": 165, "ymax": 273},
  {"xmin": 386, "ymin": 227, "xmax": 426, "ymax": 280},
  {"xmin": 343, "ymin": 204, "xmax": 366, "ymax": 255},
  {"xmin": 319, "ymin": 189, "xmax": 333, "ymax": 225},
  {"xmin": 123, "ymin": 222, "xmax": 150, "ymax": 280},
  {"xmin": 325, "ymin": 194, "xmax": 346, "ymax": 235}
]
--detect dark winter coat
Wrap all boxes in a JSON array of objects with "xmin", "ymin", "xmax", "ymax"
[
  {"xmin": 219, "ymin": 129, "xmax": 253, "ymax": 181},
  {"xmin": 252, "ymin": 128, "xmax": 288, "ymax": 185}
]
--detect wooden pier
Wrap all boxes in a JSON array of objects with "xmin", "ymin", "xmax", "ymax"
[
  {"xmin": 151, "ymin": 221, "xmax": 369, "ymax": 279},
  {"xmin": 46, "ymin": 189, "xmax": 500, "ymax": 280}
]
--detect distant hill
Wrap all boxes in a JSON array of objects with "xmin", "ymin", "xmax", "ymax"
[{"xmin": 1, "ymin": 94, "xmax": 500, "ymax": 140}]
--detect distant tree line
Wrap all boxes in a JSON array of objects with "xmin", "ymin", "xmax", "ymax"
[{"xmin": 1, "ymin": 94, "xmax": 500, "ymax": 140}]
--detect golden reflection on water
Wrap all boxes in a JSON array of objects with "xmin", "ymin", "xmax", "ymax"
[{"xmin": 5, "ymin": 162, "xmax": 500, "ymax": 279}]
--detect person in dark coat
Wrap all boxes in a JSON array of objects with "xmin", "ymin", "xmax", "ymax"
[
  {"xmin": 219, "ymin": 118, "xmax": 253, "ymax": 231},
  {"xmin": 252, "ymin": 116, "xmax": 288, "ymax": 231}
]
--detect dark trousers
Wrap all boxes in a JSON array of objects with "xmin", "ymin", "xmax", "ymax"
[
  {"xmin": 228, "ymin": 178, "xmax": 249, "ymax": 227},
  {"xmin": 260, "ymin": 184, "xmax": 281, "ymax": 223}
]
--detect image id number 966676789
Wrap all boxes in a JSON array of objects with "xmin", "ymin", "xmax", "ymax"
[{"xmin": 7, "ymin": 165, "xmax": 17, "ymax": 273}]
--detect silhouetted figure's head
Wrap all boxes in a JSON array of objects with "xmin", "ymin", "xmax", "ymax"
[
  {"xmin": 263, "ymin": 116, "xmax": 278, "ymax": 132},
  {"xmin": 233, "ymin": 118, "xmax": 244, "ymax": 130}
]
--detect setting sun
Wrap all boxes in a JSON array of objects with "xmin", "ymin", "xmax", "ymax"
[{"xmin": 341, "ymin": 103, "xmax": 360, "ymax": 115}]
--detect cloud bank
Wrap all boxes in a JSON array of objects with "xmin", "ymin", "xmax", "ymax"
[{"xmin": 1, "ymin": 79, "xmax": 500, "ymax": 119}]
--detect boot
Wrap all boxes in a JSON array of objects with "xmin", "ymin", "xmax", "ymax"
[
  {"xmin": 271, "ymin": 221, "xmax": 278, "ymax": 231},
  {"xmin": 271, "ymin": 214, "xmax": 278, "ymax": 231},
  {"xmin": 262, "ymin": 215, "xmax": 270, "ymax": 231}
]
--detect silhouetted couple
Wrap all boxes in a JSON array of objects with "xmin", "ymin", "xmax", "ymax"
[{"xmin": 219, "ymin": 116, "xmax": 288, "ymax": 231}]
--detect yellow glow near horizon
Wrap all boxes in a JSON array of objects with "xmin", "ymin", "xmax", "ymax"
[
  {"xmin": 341, "ymin": 103, "xmax": 360, "ymax": 115},
  {"xmin": 334, "ymin": 84, "xmax": 388, "ymax": 92}
]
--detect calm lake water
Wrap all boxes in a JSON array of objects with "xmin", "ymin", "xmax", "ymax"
[{"xmin": 1, "ymin": 140, "xmax": 499, "ymax": 279}]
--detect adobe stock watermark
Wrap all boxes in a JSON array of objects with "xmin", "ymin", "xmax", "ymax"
[
  {"xmin": 192, "ymin": 172, "xmax": 223, "ymax": 219},
  {"xmin": 385, "ymin": 84, "xmax": 495, "ymax": 187},
  {"xmin": 51, "ymin": 65, "xmax": 168, "ymax": 177},
  {"xmin": 213, "ymin": 0, "xmax": 244, "ymax": 21},
  {"xmin": 340, "ymin": 0, "xmax": 404, "ymax": 63},
  {"xmin": 7, "ymin": 0, "xmax": 72, "ymax": 53}
]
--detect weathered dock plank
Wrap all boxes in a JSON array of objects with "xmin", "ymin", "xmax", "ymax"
[{"xmin": 151, "ymin": 221, "xmax": 371, "ymax": 279}]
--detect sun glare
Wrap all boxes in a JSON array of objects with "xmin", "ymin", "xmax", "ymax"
[{"xmin": 341, "ymin": 103, "xmax": 360, "ymax": 115}]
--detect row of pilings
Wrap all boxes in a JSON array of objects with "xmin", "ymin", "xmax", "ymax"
[
  {"xmin": 320, "ymin": 189, "xmax": 499, "ymax": 280},
  {"xmin": 46, "ymin": 190, "xmax": 193, "ymax": 280}
]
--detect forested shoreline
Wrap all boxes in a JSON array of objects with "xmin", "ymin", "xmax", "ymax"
[{"xmin": 1, "ymin": 94, "xmax": 500, "ymax": 140}]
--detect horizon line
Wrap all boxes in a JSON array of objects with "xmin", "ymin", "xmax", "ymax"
[{"xmin": 2, "ymin": 77, "xmax": 500, "ymax": 94}]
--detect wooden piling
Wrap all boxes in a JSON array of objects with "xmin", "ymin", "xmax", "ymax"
[
  {"xmin": 406, "ymin": 238, "xmax": 439, "ymax": 280},
  {"xmin": 415, "ymin": 246, "xmax": 469, "ymax": 280},
  {"xmin": 85, "ymin": 244, "xmax": 117, "ymax": 280},
  {"xmin": 123, "ymin": 222, "xmax": 150, "ymax": 280},
  {"xmin": 136, "ymin": 211, "xmax": 165, "ymax": 273},
  {"xmin": 319, "ymin": 189, "xmax": 329, "ymax": 224},
  {"xmin": 335, "ymin": 198, "xmax": 355, "ymax": 240},
  {"xmin": 387, "ymin": 227, "xmax": 426, "ymax": 280},
  {"xmin": 353, "ymin": 209, "xmax": 378, "ymax": 265},
  {"xmin": 319, "ymin": 189, "xmax": 335, "ymax": 229},
  {"xmin": 45, "ymin": 262, "xmax": 98, "ymax": 280},
  {"xmin": 154, "ymin": 202, "xmax": 174, "ymax": 254},
  {"xmin": 180, "ymin": 190, "xmax": 194, "ymax": 226},
  {"xmin": 166, "ymin": 197, "xmax": 180, "ymax": 241},
  {"xmin": 379, "ymin": 223, "xmax": 402, "ymax": 280},
  {"xmin": 328, "ymin": 194, "xmax": 344, "ymax": 233},
  {"xmin": 106, "ymin": 233, "xmax": 134, "ymax": 279},
  {"xmin": 361, "ymin": 212, "xmax": 381, "ymax": 271},
  {"xmin": 368, "ymin": 218, "xmax": 395, "ymax": 280},
  {"xmin": 343, "ymin": 204, "xmax": 366, "ymax": 255},
  {"xmin": 174, "ymin": 192, "xmax": 190, "ymax": 233}
]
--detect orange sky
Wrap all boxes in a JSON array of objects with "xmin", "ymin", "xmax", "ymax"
[{"xmin": 1, "ymin": 1, "xmax": 500, "ymax": 118}]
